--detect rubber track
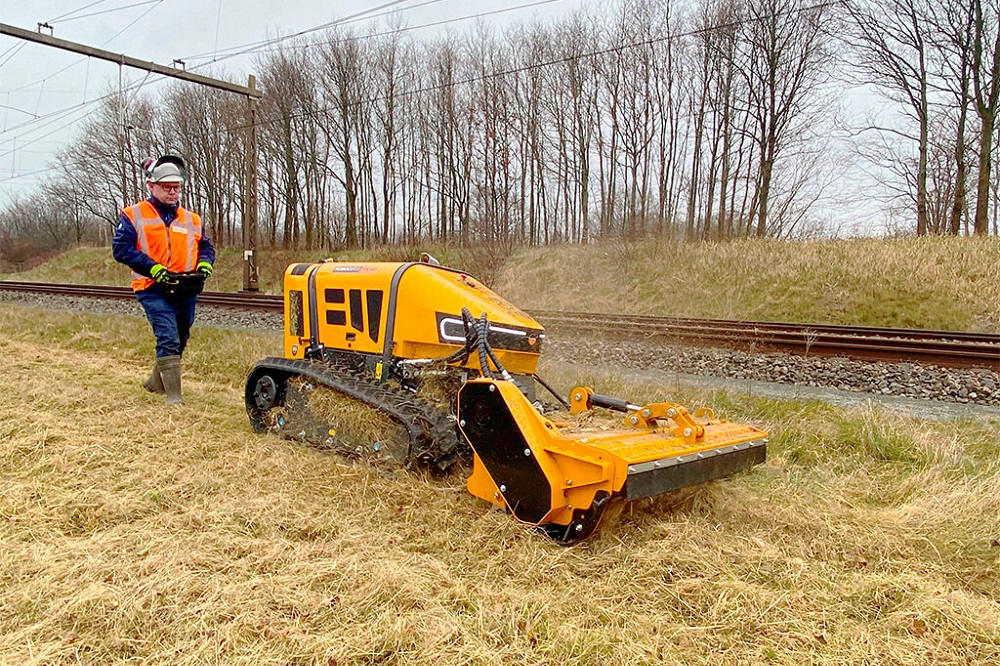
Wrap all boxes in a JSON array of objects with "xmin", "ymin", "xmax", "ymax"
[{"xmin": 252, "ymin": 356, "xmax": 465, "ymax": 470}]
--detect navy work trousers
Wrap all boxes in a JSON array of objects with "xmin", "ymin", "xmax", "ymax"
[{"xmin": 136, "ymin": 288, "xmax": 198, "ymax": 358}]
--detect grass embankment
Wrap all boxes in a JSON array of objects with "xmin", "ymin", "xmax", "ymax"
[
  {"xmin": 0, "ymin": 244, "xmax": 507, "ymax": 297},
  {"xmin": 496, "ymin": 236, "xmax": 1000, "ymax": 332},
  {"xmin": 1, "ymin": 305, "xmax": 998, "ymax": 665},
  {"xmin": 7, "ymin": 236, "xmax": 1000, "ymax": 331}
]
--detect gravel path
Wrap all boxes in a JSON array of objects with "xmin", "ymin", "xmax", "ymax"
[{"xmin": 4, "ymin": 290, "xmax": 999, "ymax": 419}]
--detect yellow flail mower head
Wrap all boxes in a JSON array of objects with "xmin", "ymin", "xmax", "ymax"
[{"xmin": 460, "ymin": 378, "xmax": 767, "ymax": 544}]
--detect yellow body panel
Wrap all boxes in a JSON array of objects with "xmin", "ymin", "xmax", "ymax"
[
  {"xmin": 283, "ymin": 263, "xmax": 396, "ymax": 357},
  {"xmin": 281, "ymin": 261, "xmax": 543, "ymax": 375}
]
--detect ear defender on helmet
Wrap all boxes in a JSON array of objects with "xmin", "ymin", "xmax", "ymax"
[
  {"xmin": 141, "ymin": 158, "xmax": 157, "ymax": 181},
  {"xmin": 146, "ymin": 154, "xmax": 188, "ymax": 184}
]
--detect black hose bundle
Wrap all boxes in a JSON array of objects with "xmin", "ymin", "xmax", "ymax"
[
  {"xmin": 474, "ymin": 310, "xmax": 513, "ymax": 382},
  {"xmin": 398, "ymin": 307, "xmax": 565, "ymax": 409},
  {"xmin": 399, "ymin": 308, "xmax": 478, "ymax": 369},
  {"xmin": 396, "ymin": 306, "xmax": 522, "ymax": 388}
]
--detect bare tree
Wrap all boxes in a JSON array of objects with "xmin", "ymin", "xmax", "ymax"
[
  {"xmin": 256, "ymin": 43, "xmax": 320, "ymax": 248},
  {"xmin": 929, "ymin": 0, "xmax": 975, "ymax": 235},
  {"xmin": 739, "ymin": 0, "xmax": 834, "ymax": 237},
  {"xmin": 544, "ymin": 13, "xmax": 600, "ymax": 243},
  {"xmin": 970, "ymin": 0, "xmax": 1000, "ymax": 234},
  {"xmin": 424, "ymin": 37, "xmax": 475, "ymax": 244},
  {"xmin": 320, "ymin": 30, "xmax": 371, "ymax": 249},
  {"xmin": 53, "ymin": 92, "xmax": 160, "ymax": 227},
  {"xmin": 843, "ymin": 0, "xmax": 935, "ymax": 235},
  {"xmin": 370, "ymin": 28, "xmax": 414, "ymax": 244},
  {"xmin": 162, "ymin": 83, "xmax": 244, "ymax": 247}
]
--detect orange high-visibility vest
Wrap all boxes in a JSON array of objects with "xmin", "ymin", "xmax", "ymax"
[{"xmin": 122, "ymin": 200, "xmax": 203, "ymax": 292}]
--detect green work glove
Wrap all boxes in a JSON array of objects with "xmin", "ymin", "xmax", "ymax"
[
  {"xmin": 196, "ymin": 261, "xmax": 214, "ymax": 278},
  {"xmin": 150, "ymin": 264, "xmax": 169, "ymax": 283}
]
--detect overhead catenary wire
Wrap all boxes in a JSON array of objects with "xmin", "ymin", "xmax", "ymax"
[
  {"xmin": 0, "ymin": 0, "xmax": 568, "ymax": 164},
  {"xmin": 0, "ymin": 102, "xmax": 95, "ymax": 162},
  {"xmin": 245, "ymin": 0, "xmax": 567, "ymax": 58},
  {"xmin": 1, "ymin": 0, "xmax": 166, "ymax": 96},
  {"xmin": 213, "ymin": 0, "xmax": 223, "ymax": 57},
  {"xmin": 49, "ymin": 0, "xmax": 164, "ymax": 25},
  {"xmin": 1, "ymin": 0, "xmax": 836, "ymax": 187},
  {"xmin": 0, "ymin": 165, "xmax": 63, "ymax": 182},
  {"xmin": 245, "ymin": 0, "xmax": 840, "ymax": 132},
  {"xmin": 178, "ymin": 0, "xmax": 445, "ymax": 64},
  {"xmin": 0, "ymin": 0, "xmax": 444, "ymax": 187},
  {"xmin": 0, "ymin": 0, "xmax": 443, "ymax": 133},
  {"xmin": 0, "ymin": 42, "xmax": 28, "ymax": 70},
  {"xmin": 0, "ymin": 103, "xmax": 38, "ymax": 119},
  {"xmin": 46, "ymin": 0, "xmax": 117, "ymax": 23},
  {"xmin": 0, "ymin": 94, "xmax": 96, "ymax": 138}
]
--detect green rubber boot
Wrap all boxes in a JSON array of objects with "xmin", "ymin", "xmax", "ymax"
[
  {"xmin": 143, "ymin": 358, "xmax": 165, "ymax": 394},
  {"xmin": 158, "ymin": 355, "xmax": 184, "ymax": 406}
]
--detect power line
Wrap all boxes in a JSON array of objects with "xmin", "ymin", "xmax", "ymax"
[
  {"xmin": 213, "ymin": 0, "xmax": 223, "ymax": 56},
  {"xmin": 47, "ymin": 0, "xmax": 117, "ymax": 23},
  {"xmin": 251, "ymin": 0, "xmax": 839, "ymax": 132},
  {"xmin": 0, "ymin": 7, "xmax": 254, "ymax": 145},
  {"xmin": 179, "ymin": 0, "xmax": 443, "ymax": 64},
  {"xmin": 0, "ymin": 103, "xmax": 93, "ymax": 161},
  {"xmin": 0, "ymin": 138, "xmax": 70, "ymax": 147},
  {"xmin": 50, "ymin": 0, "xmax": 163, "ymax": 25},
  {"xmin": 0, "ymin": 0, "xmax": 429, "ymax": 136},
  {"xmin": 0, "ymin": 97, "xmax": 93, "ymax": 139},
  {"xmin": 2, "ymin": 1, "xmax": 166, "ymax": 95},
  {"xmin": 0, "ymin": 42, "xmax": 27, "ymax": 69},
  {"xmin": 246, "ymin": 0, "xmax": 567, "ymax": 57},
  {"xmin": 0, "ymin": 165, "xmax": 61, "ymax": 186},
  {"xmin": 0, "ymin": 0, "xmax": 436, "ymax": 189},
  {"xmin": 2, "ymin": 0, "xmax": 832, "ymax": 169},
  {"xmin": 0, "ymin": 103, "xmax": 38, "ymax": 119},
  {"xmin": 0, "ymin": 148, "xmax": 67, "ymax": 156}
]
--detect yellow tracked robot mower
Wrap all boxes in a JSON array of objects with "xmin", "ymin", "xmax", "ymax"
[{"xmin": 246, "ymin": 255, "xmax": 767, "ymax": 543}]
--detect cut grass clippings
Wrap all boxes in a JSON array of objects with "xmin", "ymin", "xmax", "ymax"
[{"xmin": 1, "ymin": 303, "xmax": 999, "ymax": 665}]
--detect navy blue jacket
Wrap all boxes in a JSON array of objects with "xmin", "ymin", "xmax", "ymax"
[{"xmin": 112, "ymin": 196, "xmax": 216, "ymax": 280}]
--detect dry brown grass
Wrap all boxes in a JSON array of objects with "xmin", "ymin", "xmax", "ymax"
[
  {"xmin": 1, "ymin": 244, "xmax": 510, "ymax": 297},
  {"xmin": 1, "ymin": 304, "xmax": 999, "ymax": 665},
  {"xmin": 496, "ymin": 236, "xmax": 1000, "ymax": 332},
  {"xmin": 12, "ymin": 235, "xmax": 1000, "ymax": 332}
]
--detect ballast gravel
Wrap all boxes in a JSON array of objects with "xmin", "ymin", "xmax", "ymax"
[
  {"xmin": 3, "ymin": 290, "xmax": 999, "ymax": 410},
  {"xmin": 542, "ymin": 336, "xmax": 1000, "ymax": 409}
]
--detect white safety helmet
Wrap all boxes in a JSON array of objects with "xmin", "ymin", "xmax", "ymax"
[{"xmin": 143, "ymin": 154, "xmax": 188, "ymax": 184}]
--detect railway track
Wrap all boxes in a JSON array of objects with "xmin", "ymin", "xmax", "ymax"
[
  {"xmin": 532, "ymin": 311, "xmax": 1000, "ymax": 371},
  {"xmin": 2, "ymin": 280, "xmax": 998, "ymax": 371},
  {"xmin": 0, "ymin": 280, "xmax": 283, "ymax": 310}
]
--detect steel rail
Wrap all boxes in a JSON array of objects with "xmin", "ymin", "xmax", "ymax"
[
  {"xmin": 532, "ymin": 313, "xmax": 1000, "ymax": 371},
  {"xmin": 2, "ymin": 280, "xmax": 998, "ymax": 371},
  {"xmin": 0, "ymin": 280, "xmax": 283, "ymax": 310},
  {"xmin": 528, "ymin": 310, "xmax": 1000, "ymax": 344}
]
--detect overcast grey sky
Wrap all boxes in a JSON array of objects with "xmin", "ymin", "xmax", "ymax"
[{"xmin": 0, "ymin": 0, "xmax": 585, "ymax": 201}]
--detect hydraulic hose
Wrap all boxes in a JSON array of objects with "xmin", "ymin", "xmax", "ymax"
[
  {"xmin": 397, "ymin": 308, "xmax": 478, "ymax": 368},
  {"xmin": 476, "ymin": 312, "xmax": 495, "ymax": 379}
]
